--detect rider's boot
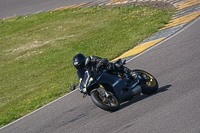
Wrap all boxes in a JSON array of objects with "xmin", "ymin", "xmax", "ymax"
[
  {"xmin": 123, "ymin": 68, "xmax": 138, "ymax": 85},
  {"xmin": 123, "ymin": 67, "xmax": 137, "ymax": 80},
  {"xmin": 129, "ymin": 70, "xmax": 138, "ymax": 79}
]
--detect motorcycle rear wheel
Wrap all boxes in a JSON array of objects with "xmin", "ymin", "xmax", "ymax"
[
  {"xmin": 91, "ymin": 90, "xmax": 120, "ymax": 112},
  {"xmin": 135, "ymin": 69, "xmax": 158, "ymax": 95}
]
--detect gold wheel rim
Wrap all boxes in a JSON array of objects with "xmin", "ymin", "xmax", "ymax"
[
  {"xmin": 136, "ymin": 71, "xmax": 156, "ymax": 87},
  {"xmin": 95, "ymin": 91, "xmax": 118, "ymax": 107}
]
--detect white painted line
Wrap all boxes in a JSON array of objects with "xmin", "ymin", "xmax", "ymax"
[
  {"xmin": 127, "ymin": 16, "xmax": 200, "ymax": 63},
  {"xmin": 0, "ymin": 89, "xmax": 78, "ymax": 130},
  {"xmin": 1, "ymin": 2, "xmax": 200, "ymax": 131}
]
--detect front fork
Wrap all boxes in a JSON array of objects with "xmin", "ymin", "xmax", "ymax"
[{"xmin": 98, "ymin": 84, "xmax": 113, "ymax": 98}]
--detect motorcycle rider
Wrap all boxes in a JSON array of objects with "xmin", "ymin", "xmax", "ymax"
[{"xmin": 72, "ymin": 53, "xmax": 137, "ymax": 86}]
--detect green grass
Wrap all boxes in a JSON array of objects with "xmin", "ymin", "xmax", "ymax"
[{"xmin": 0, "ymin": 5, "xmax": 175, "ymax": 127}]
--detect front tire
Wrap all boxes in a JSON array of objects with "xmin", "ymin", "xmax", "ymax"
[
  {"xmin": 91, "ymin": 90, "xmax": 120, "ymax": 112},
  {"xmin": 135, "ymin": 69, "xmax": 158, "ymax": 95}
]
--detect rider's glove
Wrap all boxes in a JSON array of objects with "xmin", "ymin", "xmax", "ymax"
[{"xmin": 96, "ymin": 58, "xmax": 108, "ymax": 69}]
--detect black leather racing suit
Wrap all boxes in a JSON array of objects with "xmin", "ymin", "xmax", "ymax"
[
  {"xmin": 85, "ymin": 56, "xmax": 136, "ymax": 79},
  {"xmin": 77, "ymin": 56, "xmax": 137, "ymax": 93}
]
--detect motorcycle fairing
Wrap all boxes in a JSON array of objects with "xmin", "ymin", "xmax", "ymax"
[
  {"xmin": 96, "ymin": 71, "xmax": 131, "ymax": 102},
  {"xmin": 77, "ymin": 69, "xmax": 132, "ymax": 102}
]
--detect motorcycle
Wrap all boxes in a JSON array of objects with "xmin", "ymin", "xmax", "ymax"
[{"xmin": 70, "ymin": 59, "xmax": 158, "ymax": 112}]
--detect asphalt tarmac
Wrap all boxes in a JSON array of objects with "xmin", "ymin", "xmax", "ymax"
[
  {"xmin": 1, "ymin": 10, "xmax": 200, "ymax": 133},
  {"xmin": 0, "ymin": 0, "xmax": 91, "ymax": 19}
]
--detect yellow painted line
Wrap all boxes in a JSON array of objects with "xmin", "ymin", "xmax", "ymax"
[
  {"xmin": 106, "ymin": 0, "xmax": 121, "ymax": 5},
  {"xmin": 176, "ymin": 0, "xmax": 200, "ymax": 10},
  {"xmin": 52, "ymin": 1, "xmax": 92, "ymax": 11},
  {"xmin": 105, "ymin": 0, "xmax": 118, "ymax": 5},
  {"xmin": 109, "ymin": 0, "xmax": 200, "ymax": 61},
  {"xmin": 160, "ymin": 10, "xmax": 200, "ymax": 30},
  {"xmin": 174, "ymin": 0, "xmax": 196, "ymax": 6},
  {"xmin": 112, "ymin": 37, "xmax": 166, "ymax": 61},
  {"xmin": 105, "ymin": 0, "xmax": 128, "ymax": 5},
  {"xmin": 1, "ymin": 18, "xmax": 6, "ymax": 20},
  {"xmin": 178, "ymin": 1, "xmax": 200, "ymax": 10},
  {"xmin": 175, "ymin": 0, "xmax": 198, "ymax": 7},
  {"xmin": 0, "ymin": 16, "xmax": 14, "ymax": 21}
]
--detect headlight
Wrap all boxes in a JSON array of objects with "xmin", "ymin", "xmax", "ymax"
[
  {"xmin": 87, "ymin": 78, "xmax": 93, "ymax": 87},
  {"xmin": 82, "ymin": 88, "xmax": 86, "ymax": 93},
  {"xmin": 89, "ymin": 78, "xmax": 93, "ymax": 82},
  {"xmin": 78, "ymin": 83, "xmax": 87, "ymax": 93}
]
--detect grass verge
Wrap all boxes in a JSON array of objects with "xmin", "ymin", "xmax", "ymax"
[{"xmin": 0, "ymin": 5, "xmax": 175, "ymax": 127}]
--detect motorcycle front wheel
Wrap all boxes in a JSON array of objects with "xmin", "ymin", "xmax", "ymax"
[
  {"xmin": 135, "ymin": 69, "xmax": 159, "ymax": 95},
  {"xmin": 91, "ymin": 90, "xmax": 120, "ymax": 112}
]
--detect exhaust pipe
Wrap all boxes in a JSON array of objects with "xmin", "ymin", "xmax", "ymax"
[{"xmin": 131, "ymin": 85, "xmax": 142, "ymax": 96}]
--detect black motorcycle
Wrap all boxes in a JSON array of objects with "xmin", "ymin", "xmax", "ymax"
[{"xmin": 70, "ymin": 59, "xmax": 158, "ymax": 112}]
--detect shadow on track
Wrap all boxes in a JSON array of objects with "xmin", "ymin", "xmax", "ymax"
[{"xmin": 119, "ymin": 84, "xmax": 172, "ymax": 110}]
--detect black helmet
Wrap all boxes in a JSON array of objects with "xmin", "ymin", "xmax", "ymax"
[{"xmin": 73, "ymin": 53, "xmax": 86, "ymax": 70}]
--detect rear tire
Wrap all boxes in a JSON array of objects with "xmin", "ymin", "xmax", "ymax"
[
  {"xmin": 91, "ymin": 90, "xmax": 120, "ymax": 112},
  {"xmin": 135, "ymin": 69, "xmax": 158, "ymax": 95}
]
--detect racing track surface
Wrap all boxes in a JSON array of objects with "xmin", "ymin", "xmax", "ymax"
[
  {"xmin": 0, "ymin": 0, "xmax": 94, "ymax": 19},
  {"xmin": 1, "ymin": 11, "xmax": 200, "ymax": 133}
]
